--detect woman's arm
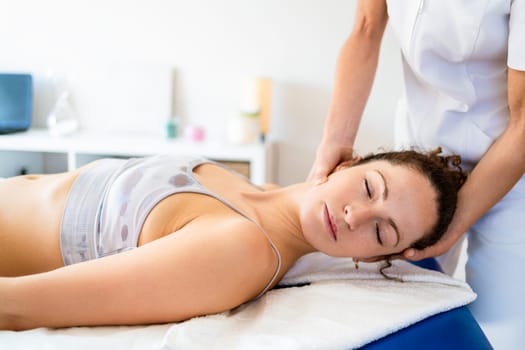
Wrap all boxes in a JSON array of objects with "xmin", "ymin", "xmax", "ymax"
[
  {"xmin": 308, "ymin": 0, "xmax": 388, "ymax": 182},
  {"xmin": 406, "ymin": 67, "xmax": 525, "ymax": 260},
  {"xmin": 0, "ymin": 216, "xmax": 276, "ymax": 330}
]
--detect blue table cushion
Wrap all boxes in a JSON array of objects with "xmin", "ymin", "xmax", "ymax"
[{"xmin": 359, "ymin": 258, "xmax": 493, "ymax": 349}]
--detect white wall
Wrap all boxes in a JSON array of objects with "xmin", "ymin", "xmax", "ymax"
[{"xmin": 0, "ymin": 0, "xmax": 402, "ymax": 185}]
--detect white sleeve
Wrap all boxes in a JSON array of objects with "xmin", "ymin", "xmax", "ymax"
[{"xmin": 508, "ymin": 0, "xmax": 525, "ymax": 70}]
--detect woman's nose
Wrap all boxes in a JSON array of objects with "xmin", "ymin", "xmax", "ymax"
[{"xmin": 344, "ymin": 204, "xmax": 373, "ymax": 230}]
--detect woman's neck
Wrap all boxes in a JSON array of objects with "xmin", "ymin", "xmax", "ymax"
[
  {"xmin": 194, "ymin": 162, "xmax": 317, "ymax": 264},
  {"xmin": 241, "ymin": 182, "xmax": 317, "ymax": 263}
]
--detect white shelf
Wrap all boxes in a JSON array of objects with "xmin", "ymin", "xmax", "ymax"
[{"xmin": 0, "ymin": 129, "xmax": 275, "ymax": 185}]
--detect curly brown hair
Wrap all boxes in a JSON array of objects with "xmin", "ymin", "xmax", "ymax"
[{"xmin": 353, "ymin": 147, "xmax": 466, "ymax": 280}]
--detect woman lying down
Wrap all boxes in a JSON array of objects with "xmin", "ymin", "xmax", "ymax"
[{"xmin": 0, "ymin": 149, "xmax": 465, "ymax": 330}]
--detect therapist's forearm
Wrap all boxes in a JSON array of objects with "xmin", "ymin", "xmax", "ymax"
[
  {"xmin": 322, "ymin": 5, "xmax": 387, "ymax": 148},
  {"xmin": 446, "ymin": 68, "xmax": 525, "ymax": 238}
]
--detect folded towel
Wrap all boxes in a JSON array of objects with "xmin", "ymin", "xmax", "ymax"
[{"xmin": 160, "ymin": 253, "xmax": 476, "ymax": 350}]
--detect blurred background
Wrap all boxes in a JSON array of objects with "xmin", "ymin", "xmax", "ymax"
[{"xmin": 0, "ymin": 0, "xmax": 402, "ymax": 185}]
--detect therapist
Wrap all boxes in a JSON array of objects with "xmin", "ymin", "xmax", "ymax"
[{"xmin": 309, "ymin": 1, "xmax": 525, "ymax": 349}]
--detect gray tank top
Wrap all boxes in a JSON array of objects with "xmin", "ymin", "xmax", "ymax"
[{"xmin": 98, "ymin": 154, "xmax": 282, "ymax": 298}]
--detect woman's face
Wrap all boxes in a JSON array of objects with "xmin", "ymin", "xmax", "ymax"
[{"xmin": 300, "ymin": 160, "xmax": 438, "ymax": 258}]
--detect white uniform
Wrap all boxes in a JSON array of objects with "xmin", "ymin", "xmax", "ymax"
[{"xmin": 386, "ymin": 0, "xmax": 525, "ymax": 349}]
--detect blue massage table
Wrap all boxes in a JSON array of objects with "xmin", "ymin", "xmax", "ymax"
[{"xmin": 360, "ymin": 258, "xmax": 493, "ymax": 349}]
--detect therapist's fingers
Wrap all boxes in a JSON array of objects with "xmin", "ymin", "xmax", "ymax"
[
  {"xmin": 311, "ymin": 157, "xmax": 363, "ymax": 184},
  {"xmin": 308, "ymin": 149, "xmax": 341, "ymax": 182},
  {"xmin": 403, "ymin": 248, "xmax": 421, "ymax": 260},
  {"xmin": 404, "ymin": 248, "xmax": 435, "ymax": 261},
  {"xmin": 402, "ymin": 227, "xmax": 465, "ymax": 261},
  {"xmin": 308, "ymin": 147, "xmax": 356, "ymax": 182},
  {"xmin": 402, "ymin": 241, "xmax": 449, "ymax": 261},
  {"xmin": 333, "ymin": 156, "xmax": 363, "ymax": 171},
  {"xmin": 308, "ymin": 161, "xmax": 337, "ymax": 183}
]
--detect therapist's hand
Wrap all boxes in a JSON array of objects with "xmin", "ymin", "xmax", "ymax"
[
  {"xmin": 357, "ymin": 227, "xmax": 464, "ymax": 263},
  {"xmin": 402, "ymin": 228, "xmax": 464, "ymax": 261},
  {"xmin": 308, "ymin": 143, "xmax": 355, "ymax": 183}
]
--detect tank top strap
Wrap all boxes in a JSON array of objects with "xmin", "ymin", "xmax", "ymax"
[
  {"xmin": 186, "ymin": 158, "xmax": 282, "ymax": 299},
  {"xmin": 187, "ymin": 156, "xmax": 211, "ymax": 170}
]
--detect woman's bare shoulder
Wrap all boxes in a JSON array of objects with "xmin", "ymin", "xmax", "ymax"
[
  {"xmin": 202, "ymin": 215, "xmax": 277, "ymax": 269},
  {"xmin": 213, "ymin": 216, "xmax": 279, "ymax": 298},
  {"xmin": 158, "ymin": 215, "xmax": 279, "ymax": 310}
]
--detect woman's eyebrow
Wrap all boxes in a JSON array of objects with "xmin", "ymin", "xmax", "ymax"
[{"xmin": 374, "ymin": 169, "xmax": 400, "ymax": 246}]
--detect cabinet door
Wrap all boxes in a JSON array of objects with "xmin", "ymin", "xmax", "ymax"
[
  {"xmin": 0, "ymin": 151, "xmax": 68, "ymax": 177},
  {"xmin": 213, "ymin": 160, "xmax": 251, "ymax": 179}
]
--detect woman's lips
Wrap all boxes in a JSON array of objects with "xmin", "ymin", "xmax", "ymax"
[{"xmin": 324, "ymin": 204, "xmax": 338, "ymax": 241}]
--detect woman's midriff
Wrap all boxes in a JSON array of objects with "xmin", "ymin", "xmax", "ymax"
[{"xmin": 0, "ymin": 162, "xmax": 101, "ymax": 274}]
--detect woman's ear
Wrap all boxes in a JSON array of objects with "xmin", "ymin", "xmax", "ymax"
[
  {"xmin": 314, "ymin": 155, "xmax": 363, "ymax": 186},
  {"xmin": 334, "ymin": 156, "xmax": 362, "ymax": 172}
]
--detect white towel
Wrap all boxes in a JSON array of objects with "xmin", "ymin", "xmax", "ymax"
[
  {"xmin": 0, "ymin": 253, "xmax": 476, "ymax": 350},
  {"xmin": 160, "ymin": 253, "xmax": 476, "ymax": 350}
]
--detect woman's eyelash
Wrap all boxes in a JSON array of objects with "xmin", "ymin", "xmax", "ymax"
[
  {"xmin": 376, "ymin": 223, "xmax": 383, "ymax": 245},
  {"xmin": 365, "ymin": 179, "xmax": 372, "ymax": 198},
  {"xmin": 365, "ymin": 179, "xmax": 382, "ymax": 245}
]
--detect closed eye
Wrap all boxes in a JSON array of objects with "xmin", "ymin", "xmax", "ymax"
[
  {"xmin": 364, "ymin": 179, "xmax": 372, "ymax": 198},
  {"xmin": 376, "ymin": 223, "xmax": 383, "ymax": 245},
  {"xmin": 366, "ymin": 179, "xmax": 383, "ymax": 245}
]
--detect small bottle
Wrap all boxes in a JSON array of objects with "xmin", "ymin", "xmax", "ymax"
[
  {"xmin": 184, "ymin": 125, "xmax": 205, "ymax": 142},
  {"xmin": 165, "ymin": 117, "xmax": 178, "ymax": 139}
]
